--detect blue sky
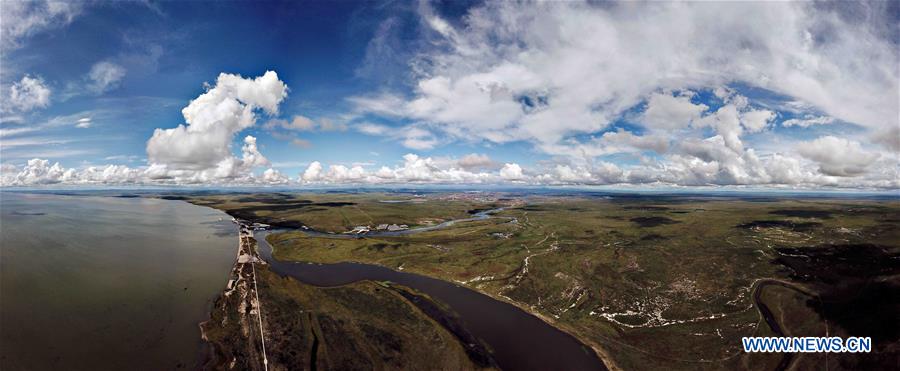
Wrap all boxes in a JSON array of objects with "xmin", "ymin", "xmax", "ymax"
[{"xmin": 1, "ymin": 1, "xmax": 898, "ymax": 188}]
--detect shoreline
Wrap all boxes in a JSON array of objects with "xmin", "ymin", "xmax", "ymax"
[{"xmin": 196, "ymin": 213, "xmax": 268, "ymax": 370}]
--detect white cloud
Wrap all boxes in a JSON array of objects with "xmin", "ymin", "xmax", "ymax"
[
  {"xmin": 3, "ymin": 146, "xmax": 897, "ymax": 188},
  {"xmin": 145, "ymin": 71, "xmax": 287, "ymax": 182},
  {"xmin": 298, "ymin": 153, "xmax": 517, "ymax": 185},
  {"xmin": 4, "ymin": 158, "xmax": 73, "ymax": 185},
  {"xmin": 741, "ymin": 109, "xmax": 776, "ymax": 133},
  {"xmin": 7, "ymin": 75, "xmax": 51, "ymax": 112},
  {"xmin": 640, "ymin": 92, "xmax": 707, "ymax": 131},
  {"xmin": 782, "ymin": 115, "xmax": 835, "ymax": 128},
  {"xmin": 401, "ymin": 126, "xmax": 439, "ymax": 150},
  {"xmin": 0, "ymin": 115, "xmax": 25, "ymax": 124},
  {"xmin": 1, "ymin": 1, "xmax": 82, "ymax": 50},
  {"xmin": 539, "ymin": 129, "xmax": 670, "ymax": 159},
  {"xmin": 75, "ymin": 117, "xmax": 91, "ymax": 128},
  {"xmin": 355, "ymin": 122, "xmax": 391, "ymax": 135},
  {"xmin": 341, "ymin": 1, "xmax": 897, "ymax": 189},
  {"xmin": 796, "ymin": 136, "xmax": 880, "ymax": 177},
  {"xmin": 354, "ymin": 2, "xmax": 896, "ymax": 144},
  {"xmin": 694, "ymin": 105, "xmax": 744, "ymax": 152},
  {"xmin": 301, "ymin": 161, "xmax": 323, "ymax": 182},
  {"xmin": 499, "ymin": 163, "xmax": 525, "ymax": 180},
  {"xmin": 86, "ymin": 61, "xmax": 126, "ymax": 94},
  {"xmin": 261, "ymin": 168, "xmax": 289, "ymax": 184},
  {"xmin": 239, "ymin": 135, "xmax": 269, "ymax": 168}
]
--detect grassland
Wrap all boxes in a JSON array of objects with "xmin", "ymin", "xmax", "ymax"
[
  {"xmin": 192, "ymin": 192, "xmax": 900, "ymax": 370},
  {"xmin": 202, "ymin": 265, "xmax": 493, "ymax": 370},
  {"xmin": 183, "ymin": 192, "xmax": 506, "ymax": 232}
]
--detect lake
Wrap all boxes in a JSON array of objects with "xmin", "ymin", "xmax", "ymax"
[{"xmin": 0, "ymin": 192, "xmax": 236, "ymax": 370}]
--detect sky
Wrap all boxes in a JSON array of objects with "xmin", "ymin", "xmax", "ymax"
[{"xmin": 1, "ymin": 0, "xmax": 898, "ymax": 189}]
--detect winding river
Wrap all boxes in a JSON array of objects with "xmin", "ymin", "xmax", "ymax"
[{"xmin": 253, "ymin": 208, "xmax": 607, "ymax": 371}]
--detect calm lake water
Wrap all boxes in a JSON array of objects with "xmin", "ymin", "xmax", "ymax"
[{"xmin": 0, "ymin": 192, "xmax": 236, "ymax": 370}]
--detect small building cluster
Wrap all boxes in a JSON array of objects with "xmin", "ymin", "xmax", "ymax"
[
  {"xmin": 381, "ymin": 224, "xmax": 409, "ymax": 231},
  {"xmin": 347, "ymin": 223, "xmax": 410, "ymax": 234}
]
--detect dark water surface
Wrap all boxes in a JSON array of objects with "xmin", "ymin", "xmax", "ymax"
[
  {"xmin": 0, "ymin": 193, "xmax": 236, "ymax": 370},
  {"xmin": 256, "ymin": 230, "xmax": 607, "ymax": 371}
]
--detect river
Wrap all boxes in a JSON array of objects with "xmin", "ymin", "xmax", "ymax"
[
  {"xmin": 0, "ymin": 192, "xmax": 236, "ymax": 370},
  {"xmin": 255, "ymin": 222, "xmax": 608, "ymax": 370}
]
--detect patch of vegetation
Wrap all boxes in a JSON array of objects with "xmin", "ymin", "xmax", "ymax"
[
  {"xmin": 202, "ymin": 267, "xmax": 492, "ymax": 370},
  {"xmin": 186, "ymin": 193, "xmax": 503, "ymax": 232},
  {"xmin": 630, "ymin": 216, "xmax": 679, "ymax": 227},
  {"xmin": 195, "ymin": 192, "xmax": 900, "ymax": 370},
  {"xmin": 774, "ymin": 244, "xmax": 900, "ymax": 346},
  {"xmin": 736, "ymin": 220, "xmax": 822, "ymax": 231},
  {"xmin": 769, "ymin": 209, "xmax": 832, "ymax": 218}
]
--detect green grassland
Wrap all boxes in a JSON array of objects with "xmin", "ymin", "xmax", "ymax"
[
  {"xmin": 202, "ymin": 266, "xmax": 492, "ymax": 370},
  {"xmin": 195, "ymin": 192, "xmax": 900, "ymax": 370},
  {"xmin": 184, "ymin": 192, "xmax": 504, "ymax": 232}
]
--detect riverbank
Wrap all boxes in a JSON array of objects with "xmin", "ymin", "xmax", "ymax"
[
  {"xmin": 200, "ymin": 218, "xmax": 491, "ymax": 370},
  {"xmin": 186, "ymin": 195, "xmax": 611, "ymax": 370},
  {"xmin": 185, "ymin": 192, "xmax": 900, "ymax": 370},
  {"xmin": 256, "ymin": 229, "xmax": 609, "ymax": 371},
  {"xmin": 199, "ymin": 218, "xmax": 268, "ymax": 370}
]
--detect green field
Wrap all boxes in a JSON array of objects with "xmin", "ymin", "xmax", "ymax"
[
  {"xmin": 184, "ymin": 192, "xmax": 504, "ymax": 232},
  {"xmin": 202, "ymin": 266, "xmax": 492, "ymax": 370},
  {"xmin": 192, "ymin": 192, "xmax": 900, "ymax": 370}
]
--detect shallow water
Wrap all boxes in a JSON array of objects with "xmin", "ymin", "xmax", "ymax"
[
  {"xmin": 256, "ymin": 230, "xmax": 607, "ymax": 371},
  {"xmin": 0, "ymin": 192, "xmax": 236, "ymax": 370}
]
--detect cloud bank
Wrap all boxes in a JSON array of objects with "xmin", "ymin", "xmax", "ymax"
[
  {"xmin": 2, "ymin": 2, "xmax": 898, "ymax": 190},
  {"xmin": 345, "ymin": 1, "xmax": 898, "ymax": 189}
]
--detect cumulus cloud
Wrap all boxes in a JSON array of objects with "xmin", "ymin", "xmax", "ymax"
[
  {"xmin": 3, "ymin": 147, "xmax": 897, "ymax": 188},
  {"xmin": 796, "ymin": 136, "xmax": 880, "ymax": 177},
  {"xmin": 297, "ymin": 153, "xmax": 518, "ymax": 184},
  {"xmin": 741, "ymin": 109, "xmax": 776, "ymax": 133},
  {"xmin": 86, "ymin": 61, "xmax": 126, "ymax": 94},
  {"xmin": 261, "ymin": 168, "xmax": 289, "ymax": 184},
  {"xmin": 301, "ymin": 161, "xmax": 324, "ymax": 182},
  {"xmin": 0, "ymin": 158, "xmax": 293, "ymax": 187},
  {"xmin": 145, "ymin": 71, "xmax": 287, "ymax": 182},
  {"xmin": 7, "ymin": 75, "xmax": 51, "ymax": 112},
  {"xmin": 341, "ymin": 1, "xmax": 897, "ymax": 189},
  {"xmin": 499, "ymin": 163, "xmax": 525, "ymax": 180},
  {"xmin": 641, "ymin": 92, "xmax": 707, "ymax": 131},
  {"xmin": 3, "ymin": 158, "xmax": 73, "ymax": 185}
]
